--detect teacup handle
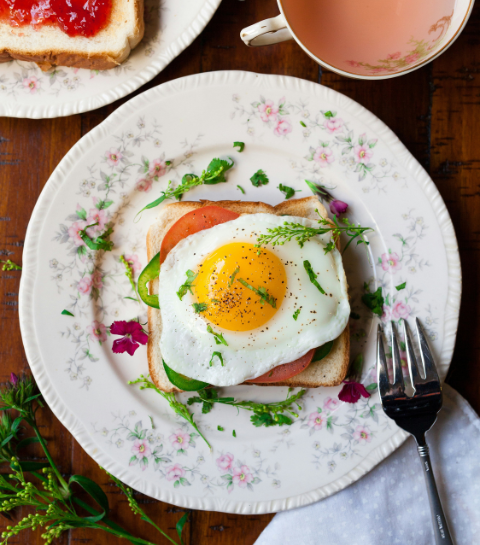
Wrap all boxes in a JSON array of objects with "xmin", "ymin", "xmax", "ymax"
[{"xmin": 240, "ymin": 14, "xmax": 293, "ymax": 47}]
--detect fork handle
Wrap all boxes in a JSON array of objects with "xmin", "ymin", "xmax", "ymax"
[{"xmin": 417, "ymin": 443, "xmax": 455, "ymax": 544}]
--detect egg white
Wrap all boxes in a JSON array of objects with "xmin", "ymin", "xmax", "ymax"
[{"xmin": 158, "ymin": 213, "xmax": 350, "ymax": 387}]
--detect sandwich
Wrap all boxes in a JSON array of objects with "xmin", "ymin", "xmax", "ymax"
[
  {"xmin": 0, "ymin": 0, "xmax": 144, "ymax": 70},
  {"xmin": 144, "ymin": 196, "xmax": 350, "ymax": 393}
]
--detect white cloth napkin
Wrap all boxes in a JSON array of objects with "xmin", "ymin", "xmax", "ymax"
[{"xmin": 255, "ymin": 384, "xmax": 480, "ymax": 545}]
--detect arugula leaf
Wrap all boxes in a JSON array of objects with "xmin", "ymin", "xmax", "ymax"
[
  {"xmin": 209, "ymin": 351, "xmax": 224, "ymax": 366},
  {"xmin": 79, "ymin": 223, "xmax": 114, "ymax": 252},
  {"xmin": 61, "ymin": 309, "xmax": 74, "ymax": 317},
  {"xmin": 362, "ymin": 286, "xmax": 384, "ymax": 316},
  {"xmin": 293, "ymin": 308, "xmax": 301, "ymax": 321},
  {"xmin": 229, "ymin": 266, "xmax": 240, "ymax": 287},
  {"xmin": 233, "ymin": 141, "xmax": 245, "ymax": 152},
  {"xmin": 237, "ymin": 184, "xmax": 245, "ymax": 194},
  {"xmin": 303, "ymin": 260, "xmax": 326, "ymax": 294},
  {"xmin": 192, "ymin": 302, "xmax": 208, "ymax": 313},
  {"xmin": 237, "ymin": 278, "xmax": 276, "ymax": 308},
  {"xmin": 250, "ymin": 169, "xmax": 269, "ymax": 187},
  {"xmin": 207, "ymin": 324, "xmax": 228, "ymax": 346},
  {"xmin": 395, "ymin": 282, "xmax": 406, "ymax": 291},
  {"xmin": 313, "ymin": 340, "xmax": 333, "ymax": 361},
  {"xmin": 278, "ymin": 184, "xmax": 295, "ymax": 199},
  {"xmin": 177, "ymin": 270, "xmax": 197, "ymax": 300}
]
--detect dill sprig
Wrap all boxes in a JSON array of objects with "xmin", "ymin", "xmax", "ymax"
[
  {"xmin": 256, "ymin": 209, "xmax": 373, "ymax": 254},
  {"xmin": 187, "ymin": 388, "xmax": 306, "ymax": 427}
]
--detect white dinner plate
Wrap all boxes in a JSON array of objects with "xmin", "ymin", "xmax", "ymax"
[
  {"xmin": 19, "ymin": 71, "xmax": 461, "ymax": 513},
  {"xmin": 0, "ymin": 0, "xmax": 221, "ymax": 118}
]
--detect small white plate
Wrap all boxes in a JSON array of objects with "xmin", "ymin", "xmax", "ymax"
[
  {"xmin": 19, "ymin": 71, "xmax": 461, "ymax": 513},
  {"xmin": 0, "ymin": 0, "xmax": 221, "ymax": 118}
]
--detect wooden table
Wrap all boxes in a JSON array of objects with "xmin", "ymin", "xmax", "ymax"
[{"xmin": 0, "ymin": 1, "xmax": 479, "ymax": 543}]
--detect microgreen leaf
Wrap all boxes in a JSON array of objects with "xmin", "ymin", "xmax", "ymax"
[
  {"xmin": 209, "ymin": 351, "xmax": 224, "ymax": 366},
  {"xmin": 362, "ymin": 286, "xmax": 384, "ymax": 316},
  {"xmin": 207, "ymin": 325, "xmax": 228, "ymax": 346},
  {"xmin": 192, "ymin": 302, "xmax": 208, "ymax": 314},
  {"xmin": 237, "ymin": 278, "xmax": 276, "ymax": 308},
  {"xmin": 229, "ymin": 266, "xmax": 240, "ymax": 287},
  {"xmin": 177, "ymin": 270, "xmax": 197, "ymax": 301},
  {"xmin": 250, "ymin": 169, "xmax": 269, "ymax": 187},
  {"xmin": 303, "ymin": 260, "xmax": 326, "ymax": 294},
  {"xmin": 233, "ymin": 141, "xmax": 245, "ymax": 152},
  {"xmin": 278, "ymin": 184, "xmax": 296, "ymax": 199}
]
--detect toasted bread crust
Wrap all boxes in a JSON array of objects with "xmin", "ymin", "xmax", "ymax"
[
  {"xmin": 0, "ymin": 0, "xmax": 144, "ymax": 70},
  {"xmin": 147, "ymin": 197, "xmax": 350, "ymax": 392}
]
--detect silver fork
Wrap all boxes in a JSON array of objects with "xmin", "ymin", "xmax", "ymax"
[{"xmin": 377, "ymin": 318, "xmax": 454, "ymax": 545}]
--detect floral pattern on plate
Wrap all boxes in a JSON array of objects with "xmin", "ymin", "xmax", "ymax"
[{"xmin": 20, "ymin": 72, "xmax": 460, "ymax": 513}]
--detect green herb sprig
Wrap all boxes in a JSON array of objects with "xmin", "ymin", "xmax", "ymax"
[
  {"xmin": 120, "ymin": 255, "xmax": 140, "ymax": 302},
  {"xmin": 250, "ymin": 169, "xmax": 269, "ymax": 187},
  {"xmin": 256, "ymin": 209, "xmax": 373, "ymax": 254},
  {"xmin": 192, "ymin": 302, "xmax": 208, "ymax": 314},
  {"xmin": 303, "ymin": 260, "xmax": 326, "ymax": 294},
  {"xmin": 1, "ymin": 260, "xmax": 21, "ymax": 271},
  {"xmin": 78, "ymin": 223, "xmax": 114, "ymax": 252},
  {"xmin": 278, "ymin": 184, "xmax": 295, "ymax": 200},
  {"xmin": 136, "ymin": 158, "xmax": 234, "ymax": 218},
  {"xmin": 206, "ymin": 325, "xmax": 228, "ymax": 346},
  {"xmin": 0, "ymin": 374, "xmax": 187, "ymax": 545},
  {"xmin": 129, "ymin": 375, "xmax": 211, "ymax": 449},
  {"xmin": 209, "ymin": 352, "xmax": 224, "ymax": 367},
  {"xmin": 362, "ymin": 285, "xmax": 384, "ymax": 316},
  {"xmin": 187, "ymin": 388, "xmax": 306, "ymax": 428}
]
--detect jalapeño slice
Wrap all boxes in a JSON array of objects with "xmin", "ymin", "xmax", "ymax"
[
  {"xmin": 138, "ymin": 251, "xmax": 160, "ymax": 308},
  {"xmin": 163, "ymin": 360, "xmax": 209, "ymax": 391}
]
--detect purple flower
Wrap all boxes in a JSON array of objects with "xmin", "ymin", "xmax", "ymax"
[
  {"xmin": 110, "ymin": 321, "xmax": 148, "ymax": 356},
  {"xmin": 338, "ymin": 380, "xmax": 370, "ymax": 404},
  {"xmin": 10, "ymin": 373, "xmax": 18, "ymax": 386},
  {"xmin": 329, "ymin": 200, "xmax": 348, "ymax": 215}
]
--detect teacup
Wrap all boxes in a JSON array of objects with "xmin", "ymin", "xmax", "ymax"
[{"xmin": 240, "ymin": 0, "xmax": 475, "ymax": 80}]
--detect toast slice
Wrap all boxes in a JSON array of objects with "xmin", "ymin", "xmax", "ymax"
[
  {"xmin": 147, "ymin": 197, "xmax": 350, "ymax": 393},
  {"xmin": 0, "ymin": 0, "xmax": 144, "ymax": 70}
]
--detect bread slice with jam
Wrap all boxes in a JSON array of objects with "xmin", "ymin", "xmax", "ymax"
[{"xmin": 0, "ymin": 0, "xmax": 144, "ymax": 70}]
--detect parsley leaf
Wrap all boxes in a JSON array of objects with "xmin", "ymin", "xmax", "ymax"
[
  {"xmin": 395, "ymin": 282, "xmax": 406, "ymax": 291},
  {"xmin": 61, "ymin": 309, "xmax": 74, "ymax": 316},
  {"xmin": 192, "ymin": 302, "xmax": 208, "ymax": 313},
  {"xmin": 250, "ymin": 169, "xmax": 269, "ymax": 187},
  {"xmin": 362, "ymin": 286, "xmax": 384, "ymax": 316},
  {"xmin": 209, "ymin": 351, "xmax": 224, "ymax": 367},
  {"xmin": 205, "ymin": 158, "xmax": 234, "ymax": 184},
  {"xmin": 177, "ymin": 270, "xmax": 197, "ymax": 300},
  {"xmin": 217, "ymin": 425, "xmax": 224, "ymax": 431},
  {"xmin": 232, "ymin": 430, "xmax": 236, "ymax": 437},
  {"xmin": 237, "ymin": 278, "xmax": 276, "ymax": 308},
  {"xmin": 278, "ymin": 184, "xmax": 296, "ymax": 199},
  {"xmin": 79, "ymin": 222, "xmax": 114, "ymax": 251},
  {"xmin": 207, "ymin": 324, "xmax": 228, "ymax": 346},
  {"xmin": 293, "ymin": 308, "xmax": 301, "ymax": 320},
  {"xmin": 233, "ymin": 141, "xmax": 245, "ymax": 152},
  {"xmin": 229, "ymin": 266, "xmax": 240, "ymax": 287},
  {"xmin": 303, "ymin": 260, "xmax": 326, "ymax": 294}
]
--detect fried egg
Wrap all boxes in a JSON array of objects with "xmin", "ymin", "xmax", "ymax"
[{"xmin": 159, "ymin": 213, "xmax": 350, "ymax": 387}]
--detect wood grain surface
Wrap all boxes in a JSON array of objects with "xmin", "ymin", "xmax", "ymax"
[{"xmin": 0, "ymin": 0, "xmax": 479, "ymax": 543}]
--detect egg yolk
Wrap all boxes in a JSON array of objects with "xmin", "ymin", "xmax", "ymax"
[{"xmin": 194, "ymin": 242, "xmax": 287, "ymax": 332}]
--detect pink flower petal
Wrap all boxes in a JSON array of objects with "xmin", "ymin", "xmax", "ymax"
[{"xmin": 112, "ymin": 337, "xmax": 139, "ymax": 356}]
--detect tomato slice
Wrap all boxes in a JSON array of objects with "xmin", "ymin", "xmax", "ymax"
[
  {"xmin": 246, "ymin": 349, "xmax": 316, "ymax": 383},
  {"xmin": 160, "ymin": 205, "xmax": 240, "ymax": 264}
]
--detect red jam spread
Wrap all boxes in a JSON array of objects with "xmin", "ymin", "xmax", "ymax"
[{"xmin": 0, "ymin": 0, "xmax": 112, "ymax": 37}]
